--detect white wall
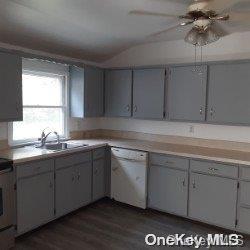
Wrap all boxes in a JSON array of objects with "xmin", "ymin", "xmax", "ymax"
[
  {"xmin": 102, "ymin": 31, "xmax": 250, "ymax": 68},
  {"xmin": 99, "ymin": 118, "xmax": 250, "ymax": 143}
]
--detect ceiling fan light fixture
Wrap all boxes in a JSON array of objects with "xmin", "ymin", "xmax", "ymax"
[{"xmin": 206, "ymin": 26, "xmax": 220, "ymax": 44}]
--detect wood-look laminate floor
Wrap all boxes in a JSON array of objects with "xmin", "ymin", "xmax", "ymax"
[{"xmin": 14, "ymin": 199, "xmax": 250, "ymax": 250}]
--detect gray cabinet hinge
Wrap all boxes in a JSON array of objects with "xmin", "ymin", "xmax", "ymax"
[
  {"xmin": 235, "ymin": 219, "xmax": 238, "ymax": 226},
  {"xmin": 237, "ymin": 182, "xmax": 240, "ymax": 189},
  {"xmin": 163, "ymin": 111, "xmax": 166, "ymax": 118}
]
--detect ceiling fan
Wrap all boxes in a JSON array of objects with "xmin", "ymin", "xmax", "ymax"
[{"xmin": 129, "ymin": 0, "xmax": 250, "ymax": 46}]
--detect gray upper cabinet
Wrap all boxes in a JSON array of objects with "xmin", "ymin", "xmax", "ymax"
[
  {"xmin": 70, "ymin": 65, "xmax": 104, "ymax": 118},
  {"xmin": 0, "ymin": 52, "xmax": 22, "ymax": 121},
  {"xmin": 105, "ymin": 69, "xmax": 132, "ymax": 117},
  {"xmin": 133, "ymin": 68, "xmax": 165, "ymax": 119},
  {"xmin": 207, "ymin": 62, "xmax": 250, "ymax": 125},
  {"xmin": 168, "ymin": 65, "xmax": 207, "ymax": 121}
]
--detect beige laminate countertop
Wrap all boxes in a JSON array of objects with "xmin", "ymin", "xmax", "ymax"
[{"xmin": 1, "ymin": 138, "xmax": 250, "ymax": 166}]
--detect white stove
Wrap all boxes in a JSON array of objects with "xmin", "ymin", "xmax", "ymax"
[{"xmin": 0, "ymin": 158, "xmax": 14, "ymax": 250}]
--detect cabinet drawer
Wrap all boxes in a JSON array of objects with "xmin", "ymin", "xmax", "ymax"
[
  {"xmin": 150, "ymin": 153, "xmax": 189, "ymax": 171},
  {"xmin": 16, "ymin": 159, "xmax": 54, "ymax": 179},
  {"xmin": 240, "ymin": 166, "xmax": 250, "ymax": 180},
  {"xmin": 93, "ymin": 148, "xmax": 105, "ymax": 160},
  {"xmin": 55, "ymin": 151, "xmax": 91, "ymax": 170},
  {"xmin": 190, "ymin": 160, "xmax": 238, "ymax": 178},
  {"xmin": 239, "ymin": 181, "xmax": 250, "ymax": 206},
  {"xmin": 238, "ymin": 207, "xmax": 250, "ymax": 233}
]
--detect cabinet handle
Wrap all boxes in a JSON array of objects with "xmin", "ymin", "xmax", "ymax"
[
  {"xmin": 126, "ymin": 105, "xmax": 130, "ymax": 111},
  {"xmin": 134, "ymin": 105, "xmax": 137, "ymax": 112},
  {"xmin": 112, "ymin": 167, "xmax": 118, "ymax": 171},
  {"xmin": 210, "ymin": 108, "xmax": 214, "ymax": 116},
  {"xmin": 192, "ymin": 181, "xmax": 196, "ymax": 189},
  {"xmin": 182, "ymin": 179, "xmax": 186, "ymax": 187},
  {"xmin": 199, "ymin": 107, "xmax": 203, "ymax": 115}
]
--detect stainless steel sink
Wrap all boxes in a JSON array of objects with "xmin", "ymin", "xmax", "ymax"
[{"xmin": 36, "ymin": 142, "xmax": 89, "ymax": 151}]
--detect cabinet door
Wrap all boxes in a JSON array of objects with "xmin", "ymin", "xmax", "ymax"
[
  {"xmin": 93, "ymin": 158, "xmax": 106, "ymax": 201},
  {"xmin": 76, "ymin": 162, "xmax": 92, "ymax": 207},
  {"xmin": 168, "ymin": 66, "xmax": 207, "ymax": 121},
  {"xmin": 17, "ymin": 172, "xmax": 54, "ymax": 234},
  {"xmin": 189, "ymin": 173, "xmax": 237, "ymax": 228},
  {"xmin": 207, "ymin": 62, "xmax": 250, "ymax": 124},
  {"xmin": 0, "ymin": 52, "xmax": 22, "ymax": 121},
  {"xmin": 70, "ymin": 66, "xmax": 84, "ymax": 118},
  {"xmin": 84, "ymin": 66, "xmax": 104, "ymax": 117},
  {"xmin": 148, "ymin": 165, "xmax": 188, "ymax": 216},
  {"xmin": 56, "ymin": 166, "xmax": 75, "ymax": 217},
  {"xmin": 105, "ymin": 70, "xmax": 132, "ymax": 117},
  {"xmin": 133, "ymin": 68, "xmax": 165, "ymax": 119}
]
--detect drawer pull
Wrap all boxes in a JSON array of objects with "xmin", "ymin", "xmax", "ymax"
[
  {"xmin": 208, "ymin": 167, "xmax": 219, "ymax": 171},
  {"xmin": 165, "ymin": 161, "xmax": 174, "ymax": 165},
  {"xmin": 192, "ymin": 181, "xmax": 196, "ymax": 189}
]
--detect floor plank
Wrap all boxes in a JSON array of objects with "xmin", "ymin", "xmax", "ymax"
[{"xmin": 14, "ymin": 199, "xmax": 250, "ymax": 250}]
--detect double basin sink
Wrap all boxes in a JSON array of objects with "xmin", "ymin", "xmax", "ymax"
[{"xmin": 35, "ymin": 142, "xmax": 89, "ymax": 152}]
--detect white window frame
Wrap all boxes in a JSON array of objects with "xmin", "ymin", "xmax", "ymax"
[{"xmin": 8, "ymin": 59, "xmax": 69, "ymax": 146}]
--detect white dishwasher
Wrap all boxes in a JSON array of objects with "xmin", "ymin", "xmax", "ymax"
[{"xmin": 111, "ymin": 147, "xmax": 148, "ymax": 209}]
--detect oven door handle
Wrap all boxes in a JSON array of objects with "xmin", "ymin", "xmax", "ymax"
[{"xmin": 0, "ymin": 167, "xmax": 13, "ymax": 175}]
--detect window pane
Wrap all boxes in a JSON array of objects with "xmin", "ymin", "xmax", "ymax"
[
  {"xmin": 13, "ymin": 108, "xmax": 64, "ymax": 141},
  {"xmin": 23, "ymin": 73, "xmax": 64, "ymax": 106}
]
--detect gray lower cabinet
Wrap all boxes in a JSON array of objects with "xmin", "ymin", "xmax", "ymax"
[
  {"xmin": 133, "ymin": 68, "xmax": 165, "ymax": 119},
  {"xmin": 17, "ymin": 172, "xmax": 54, "ymax": 234},
  {"xmin": 189, "ymin": 172, "xmax": 237, "ymax": 228},
  {"xmin": 148, "ymin": 165, "xmax": 188, "ymax": 216},
  {"xmin": 105, "ymin": 69, "xmax": 132, "ymax": 117},
  {"xmin": 70, "ymin": 65, "xmax": 104, "ymax": 118},
  {"xmin": 56, "ymin": 162, "xmax": 92, "ymax": 217},
  {"xmin": 0, "ymin": 52, "xmax": 22, "ymax": 121},
  {"xmin": 207, "ymin": 62, "xmax": 250, "ymax": 124},
  {"xmin": 93, "ymin": 158, "xmax": 106, "ymax": 201},
  {"xmin": 168, "ymin": 65, "xmax": 207, "ymax": 121}
]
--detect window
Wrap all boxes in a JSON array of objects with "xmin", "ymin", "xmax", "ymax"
[{"xmin": 10, "ymin": 70, "xmax": 68, "ymax": 144}]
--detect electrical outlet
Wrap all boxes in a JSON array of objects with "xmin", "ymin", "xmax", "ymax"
[{"xmin": 189, "ymin": 125, "xmax": 194, "ymax": 133}]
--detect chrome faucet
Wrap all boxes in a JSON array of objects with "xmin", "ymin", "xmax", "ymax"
[{"xmin": 38, "ymin": 129, "xmax": 60, "ymax": 147}]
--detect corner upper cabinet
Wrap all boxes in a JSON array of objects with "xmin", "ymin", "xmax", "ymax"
[
  {"xmin": 133, "ymin": 68, "xmax": 165, "ymax": 119},
  {"xmin": 207, "ymin": 62, "xmax": 250, "ymax": 124},
  {"xmin": 168, "ymin": 65, "xmax": 207, "ymax": 121},
  {"xmin": 70, "ymin": 66, "xmax": 104, "ymax": 118},
  {"xmin": 0, "ymin": 52, "xmax": 22, "ymax": 121},
  {"xmin": 105, "ymin": 69, "xmax": 132, "ymax": 117}
]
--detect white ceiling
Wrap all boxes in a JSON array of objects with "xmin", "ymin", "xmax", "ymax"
[{"xmin": 0, "ymin": 0, "xmax": 250, "ymax": 62}]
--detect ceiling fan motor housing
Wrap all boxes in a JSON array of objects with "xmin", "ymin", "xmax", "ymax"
[{"xmin": 188, "ymin": 2, "xmax": 211, "ymax": 14}]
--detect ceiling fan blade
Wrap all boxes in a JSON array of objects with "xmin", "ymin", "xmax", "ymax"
[
  {"xmin": 129, "ymin": 10, "xmax": 179, "ymax": 18},
  {"xmin": 210, "ymin": 15, "xmax": 229, "ymax": 21},
  {"xmin": 149, "ymin": 21, "xmax": 193, "ymax": 37},
  {"xmin": 228, "ymin": 11, "xmax": 250, "ymax": 23},
  {"xmin": 205, "ymin": 0, "xmax": 248, "ymax": 13},
  {"xmin": 211, "ymin": 22, "xmax": 229, "ymax": 37}
]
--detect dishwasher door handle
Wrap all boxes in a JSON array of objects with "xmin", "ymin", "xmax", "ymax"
[{"xmin": 113, "ymin": 156, "xmax": 146, "ymax": 163}]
